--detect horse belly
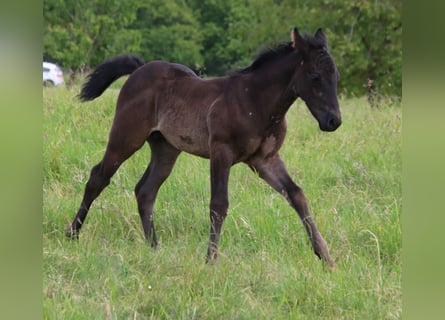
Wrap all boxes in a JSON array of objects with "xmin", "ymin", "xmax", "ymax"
[
  {"xmin": 157, "ymin": 110, "xmax": 210, "ymax": 158},
  {"xmin": 167, "ymin": 130, "xmax": 210, "ymax": 158}
]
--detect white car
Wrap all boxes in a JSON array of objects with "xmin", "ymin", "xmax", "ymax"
[{"xmin": 43, "ymin": 61, "xmax": 64, "ymax": 86}]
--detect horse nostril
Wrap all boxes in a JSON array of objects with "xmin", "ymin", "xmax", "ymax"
[{"xmin": 328, "ymin": 117, "xmax": 341, "ymax": 130}]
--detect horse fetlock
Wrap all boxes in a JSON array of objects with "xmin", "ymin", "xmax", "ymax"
[
  {"xmin": 150, "ymin": 238, "xmax": 158, "ymax": 249},
  {"xmin": 206, "ymin": 242, "xmax": 219, "ymax": 264},
  {"xmin": 148, "ymin": 229, "xmax": 158, "ymax": 248},
  {"xmin": 65, "ymin": 227, "xmax": 79, "ymax": 239},
  {"xmin": 313, "ymin": 236, "xmax": 336, "ymax": 270}
]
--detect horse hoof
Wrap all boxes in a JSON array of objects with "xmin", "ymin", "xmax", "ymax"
[
  {"xmin": 65, "ymin": 228, "xmax": 79, "ymax": 239},
  {"xmin": 323, "ymin": 257, "xmax": 336, "ymax": 271},
  {"xmin": 327, "ymin": 261, "xmax": 336, "ymax": 271}
]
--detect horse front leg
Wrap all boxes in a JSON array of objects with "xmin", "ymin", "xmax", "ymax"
[
  {"xmin": 206, "ymin": 143, "xmax": 233, "ymax": 263},
  {"xmin": 248, "ymin": 154, "xmax": 335, "ymax": 270}
]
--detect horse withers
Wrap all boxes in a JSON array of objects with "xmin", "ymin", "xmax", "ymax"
[{"xmin": 66, "ymin": 28, "xmax": 341, "ymax": 269}]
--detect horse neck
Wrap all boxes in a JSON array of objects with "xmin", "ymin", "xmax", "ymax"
[{"xmin": 248, "ymin": 55, "xmax": 300, "ymax": 121}]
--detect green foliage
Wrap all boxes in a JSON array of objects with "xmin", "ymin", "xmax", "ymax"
[
  {"xmin": 43, "ymin": 0, "xmax": 401, "ymax": 96},
  {"xmin": 300, "ymin": 0, "xmax": 402, "ymax": 97},
  {"xmin": 188, "ymin": 0, "xmax": 234, "ymax": 74},
  {"xmin": 225, "ymin": 0, "xmax": 296, "ymax": 69},
  {"xmin": 131, "ymin": 0, "xmax": 203, "ymax": 68},
  {"xmin": 43, "ymin": 87, "xmax": 401, "ymax": 318},
  {"xmin": 43, "ymin": 0, "xmax": 141, "ymax": 71}
]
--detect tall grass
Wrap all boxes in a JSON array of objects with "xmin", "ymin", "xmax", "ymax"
[{"xmin": 43, "ymin": 86, "xmax": 401, "ymax": 319}]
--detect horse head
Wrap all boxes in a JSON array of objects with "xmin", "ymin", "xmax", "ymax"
[{"xmin": 291, "ymin": 28, "xmax": 342, "ymax": 132}]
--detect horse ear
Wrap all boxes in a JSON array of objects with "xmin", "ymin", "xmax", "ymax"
[
  {"xmin": 291, "ymin": 27, "xmax": 305, "ymax": 49},
  {"xmin": 315, "ymin": 28, "xmax": 328, "ymax": 47}
]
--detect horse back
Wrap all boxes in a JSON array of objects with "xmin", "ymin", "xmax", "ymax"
[{"xmin": 114, "ymin": 61, "xmax": 223, "ymax": 158}]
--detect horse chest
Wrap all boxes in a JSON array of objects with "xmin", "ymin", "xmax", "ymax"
[
  {"xmin": 234, "ymin": 133, "xmax": 280, "ymax": 162},
  {"xmin": 260, "ymin": 135, "xmax": 279, "ymax": 156}
]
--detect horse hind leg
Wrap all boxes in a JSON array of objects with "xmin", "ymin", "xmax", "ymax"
[
  {"xmin": 134, "ymin": 158, "xmax": 151, "ymax": 198},
  {"xmin": 66, "ymin": 112, "xmax": 150, "ymax": 238},
  {"xmin": 66, "ymin": 143, "xmax": 142, "ymax": 238},
  {"xmin": 135, "ymin": 132, "xmax": 180, "ymax": 247}
]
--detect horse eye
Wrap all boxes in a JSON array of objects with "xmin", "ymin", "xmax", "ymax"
[{"xmin": 310, "ymin": 73, "xmax": 321, "ymax": 82}]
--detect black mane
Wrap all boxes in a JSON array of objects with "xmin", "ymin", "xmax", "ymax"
[
  {"xmin": 236, "ymin": 42, "xmax": 293, "ymax": 74},
  {"xmin": 234, "ymin": 33, "xmax": 334, "ymax": 75}
]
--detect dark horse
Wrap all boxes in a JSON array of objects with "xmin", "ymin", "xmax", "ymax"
[{"xmin": 67, "ymin": 28, "xmax": 341, "ymax": 269}]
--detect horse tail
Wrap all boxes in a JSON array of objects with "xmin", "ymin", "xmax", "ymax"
[{"xmin": 78, "ymin": 55, "xmax": 145, "ymax": 102}]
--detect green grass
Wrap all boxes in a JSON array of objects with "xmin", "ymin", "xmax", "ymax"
[{"xmin": 43, "ymin": 86, "xmax": 401, "ymax": 319}]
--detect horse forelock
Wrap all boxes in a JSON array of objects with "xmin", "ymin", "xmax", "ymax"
[
  {"xmin": 315, "ymin": 50, "xmax": 336, "ymax": 74},
  {"xmin": 304, "ymin": 35, "xmax": 336, "ymax": 75}
]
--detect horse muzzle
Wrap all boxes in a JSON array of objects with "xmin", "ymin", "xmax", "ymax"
[{"xmin": 319, "ymin": 112, "xmax": 342, "ymax": 132}]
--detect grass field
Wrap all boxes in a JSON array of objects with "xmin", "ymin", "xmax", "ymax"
[{"xmin": 43, "ymin": 86, "xmax": 401, "ymax": 319}]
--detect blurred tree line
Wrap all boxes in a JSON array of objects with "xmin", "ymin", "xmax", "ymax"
[{"xmin": 43, "ymin": 0, "xmax": 401, "ymax": 97}]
